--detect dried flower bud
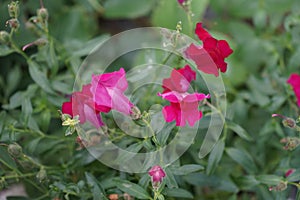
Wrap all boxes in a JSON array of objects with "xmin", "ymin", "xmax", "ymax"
[
  {"xmin": 6, "ymin": 18, "xmax": 20, "ymax": 29},
  {"xmin": 36, "ymin": 168, "xmax": 47, "ymax": 182},
  {"xmin": 8, "ymin": 1, "xmax": 19, "ymax": 18},
  {"xmin": 0, "ymin": 31, "xmax": 10, "ymax": 44},
  {"xmin": 130, "ymin": 106, "xmax": 141, "ymax": 120},
  {"xmin": 269, "ymin": 181, "xmax": 287, "ymax": 192},
  {"xmin": 37, "ymin": 8, "xmax": 48, "ymax": 22},
  {"xmin": 272, "ymin": 114, "xmax": 296, "ymax": 129},
  {"xmin": 8, "ymin": 143, "xmax": 23, "ymax": 158},
  {"xmin": 280, "ymin": 137, "xmax": 300, "ymax": 151}
]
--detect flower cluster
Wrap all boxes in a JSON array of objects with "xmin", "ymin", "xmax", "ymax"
[
  {"xmin": 185, "ymin": 23, "xmax": 233, "ymax": 77},
  {"xmin": 62, "ymin": 68, "xmax": 133, "ymax": 128},
  {"xmin": 158, "ymin": 65, "xmax": 210, "ymax": 127}
]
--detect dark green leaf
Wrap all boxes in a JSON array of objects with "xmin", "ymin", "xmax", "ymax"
[
  {"xmin": 172, "ymin": 164, "xmax": 204, "ymax": 176},
  {"xmin": 28, "ymin": 61, "xmax": 54, "ymax": 94},
  {"xmin": 0, "ymin": 45, "xmax": 14, "ymax": 56},
  {"xmin": 256, "ymin": 175, "xmax": 282, "ymax": 185},
  {"xmin": 206, "ymin": 140, "xmax": 225, "ymax": 175},
  {"xmin": 164, "ymin": 188, "xmax": 193, "ymax": 199},
  {"xmin": 226, "ymin": 121, "xmax": 254, "ymax": 141},
  {"xmin": 226, "ymin": 148, "xmax": 258, "ymax": 174},
  {"xmin": 0, "ymin": 146, "xmax": 18, "ymax": 171},
  {"xmin": 113, "ymin": 178, "xmax": 151, "ymax": 199},
  {"xmin": 165, "ymin": 167, "xmax": 178, "ymax": 188},
  {"xmin": 85, "ymin": 172, "xmax": 108, "ymax": 200}
]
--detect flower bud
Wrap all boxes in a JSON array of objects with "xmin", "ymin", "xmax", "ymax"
[
  {"xmin": 108, "ymin": 194, "xmax": 118, "ymax": 200},
  {"xmin": 0, "ymin": 31, "xmax": 10, "ymax": 44},
  {"xmin": 269, "ymin": 181, "xmax": 287, "ymax": 191},
  {"xmin": 280, "ymin": 137, "xmax": 300, "ymax": 151},
  {"xmin": 282, "ymin": 117, "xmax": 296, "ymax": 128},
  {"xmin": 130, "ymin": 106, "xmax": 141, "ymax": 120},
  {"xmin": 148, "ymin": 165, "xmax": 166, "ymax": 190},
  {"xmin": 8, "ymin": 1, "xmax": 19, "ymax": 18},
  {"xmin": 8, "ymin": 143, "xmax": 22, "ymax": 158},
  {"xmin": 36, "ymin": 168, "xmax": 47, "ymax": 182},
  {"xmin": 37, "ymin": 8, "xmax": 49, "ymax": 22},
  {"xmin": 6, "ymin": 18, "xmax": 20, "ymax": 29}
]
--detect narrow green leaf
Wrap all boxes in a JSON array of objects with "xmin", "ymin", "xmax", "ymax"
[
  {"xmin": 164, "ymin": 188, "xmax": 193, "ymax": 199},
  {"xmin": 226, "ymin": 121, "xmax": 253, "ymax": 141},
  {"xmin": 172, "ymin": 164, "xmax": 204, "ymax": 176},
  {"xmin": 113, "ymin": 178, "xmax": 151, "ymax": 199},
  {"xmin": 85, "ymin": 172, "xmax": 108, "ymax": 200},
  {"xmin": 256, "ymin": 174, "xmax": 283, "ymax": 185},
  {"xmin": 206, "ymin": 140, "xmax": 225, "ymax": 175},
  {"xmin": 226, "ymin": 148, "xmax": 258, "ymax": 174},
  {"xmin": 28, "ymin": 61, "xmax": 54, "ymax": 94},
  {"xmin": 0, "ymin": 146, "xmax": 18, "ymax": 171},
  {"xmin": 164, "ymin": 168, "xmax": 178, "ymax": 188}
]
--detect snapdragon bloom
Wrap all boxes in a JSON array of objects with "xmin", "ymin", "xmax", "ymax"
[
  {"xmin": 62, "ymin": 68, "xmax": 133, "ymax": 128},
  {"xmin": 91, "ymin": 68, "xmax": 133, "ymax": 115},
  {"xmin": 287, "ymin": 73, "xmax": 300, "ymax": 107},
  {"xmin": 158, "ymin": 66, "xmax": 209, "ymax": 127},
  {"xmin": 148, "ymin": 165, "xmax": 166, "ymax": 183},
  {"xmin": 185, "ymin": 23, "xmax": 233, "ymax": 77},
  {"xmin": 62, "ymin": 84, "xmax": 110, "ymax": 128}
]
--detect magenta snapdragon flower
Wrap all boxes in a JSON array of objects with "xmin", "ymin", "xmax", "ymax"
[
  {"xmin": 287, "ymin": 73, "xmax": 300, "ymax": 107},
  {"xmin": 185, "ymin": 23, "xmax": 233, "ymax": 77},
  {"xmin": 148, "ymin": 165, "xmax": 166, "ymax": 183}
]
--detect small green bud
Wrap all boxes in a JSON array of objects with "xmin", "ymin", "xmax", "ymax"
[
  {"xmin": 0, "ymin": 31, "xmax": 10, "ymax": 44},
  {"xmin": 37, "ymin": 8, "xmax": 48, "ymax": 22},
  {"xmin": 6, "ymin": 18, "xmax": 20, "ymax": 29},
  {"xmin": 8, "ymin": 143, "xmax": 23, "ymax": 158},
  {"xmin": 8, "ymin": 1, "xmax": 19, "ymax": 18},
  {"xmin": 157, "ymin": 194, "xmax": 165, "ymax": 200},
  {"xmin": 36, "ymin": 168, "xmax": 47, "ymax": 182}
]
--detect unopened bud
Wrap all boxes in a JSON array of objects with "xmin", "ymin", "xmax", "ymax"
[
  {"xmin": 36, "ymin": 168, "xmax": 47, "ymax": 182},
  {"xmin": 37, "ymin": 8, "xmax": 48, "ymax": 22},
  {"xmin": 269, "ymin": 181, "xmax": 287, "ymax": 192},
  {"xmin": 282, "ymin": 118, "xmax": 296, "ymax": 128},
  {"xmin": 108, "ymin": 194, "xmax": 118, "ymax": 200},
  {"xmin": 280, "ymin": 137, "xmax": 300, "ymax": 151},
  {"xmin": 6, "ymin": 18, "xmax": 20, "ymax": 29},
  {"xmin": 8, "ymin": 1, "xmax": 19, "ymax": 18},
  {"xmin": 0, "ymin": 31, "xmax": 10, "ymax": 44},
  {"xmin": 8, "ymin": 143, "xmax": 22, "ymax": 158}
]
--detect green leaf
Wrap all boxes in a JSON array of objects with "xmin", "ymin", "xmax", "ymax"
[
  {"xmin": 256, "ymin": 175, "xmax": 282, "ymax": 185},
  {"xmin": 0, "ymin": 111, "xmax": 6, "ymax": 134},
  {"xmin": 28, "ymin": 61, "xmax": 54, "ymax": 94},
  {"xmin": 113, "ymin": 178, "xmax": 151, "ymax": 199},
  {"xmin": 234, "ymin": 175, "xmax": 259, "ymax": 190},
  {"xmin": 172, "ymin": 164, "xmax": 204, "ymax": 176},
  {"xmin": 226, "ymin": 121, "xmax": 254, "ymax": 141},
  {"xmin": 226, "ymin": 148, "xmax": 258, "ymax": 174},
  {"xmin": 164, "ymin": 168, "xmax": 178, "ymax": 188},
  {"xmin": 103, "ymin": 0, "xmax": 154, "ymax": 19},
  {"xmin": 0, "ymin": 45, "xmax": 14, "ymax": 56},
  {"xmin": 0, "ymin": 146, "xmax": 18, "ymax": 171},
  {"xmin": 206, "ymin": 140, "xmax": 225, "ymax": 175},
  {"xmin": 164, "ymin": 188, "xmax": 193, "ymax": 199},
  {"xmin": 85, "ymin": 172, "xmax": 108, "ymax": 200}
]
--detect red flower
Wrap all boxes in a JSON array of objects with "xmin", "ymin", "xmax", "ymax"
[
  {"xmin": 162, "ymin": 65, "xmax": 196, "ymax": 93},
  {"xmin": 287, "ymin": 73, "xmax": 300, "ymax": 107},
  {"xmin": 91, "ymin": 68, "xmax": 133, "ymax": 115},
  {"xmin": 158, "ymin": 66, "xmax": 209, "ymax": 127},
  {"xmin": 148, "ymin": 165, "xmax": 166, "ymax": 183},
  {"xmin": 185, "ymin": 23, "xmax": 233, "ymax": 77},
  {"xmin": 62, "ymin": 84, "xmax": 110, "ymax": 128},
  {"xmin": 158, "ymin": 91, "xmax": 209, "ymax": 127}
]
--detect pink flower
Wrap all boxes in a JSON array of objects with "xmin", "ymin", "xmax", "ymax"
[
  {"xmin": 158, "ymin": 91, "xmax": 210, "ymax": 127},
  {"xmin": 287, "ymin": 73, "xmax": 300, "ymax": 107},
  {"xmin": 62, "ymin": 84, "xmax": 110, "ymax": 128},
  {"xmin": 177, "ymin": 0, "xmax": 185, "ymax": 5},
  {"xmin": 148, "ymin": 165, "xmax": 166, "ymax": 183},
  {"xmin": 162, "ymin": 65, "xmax": 196, "ymax": 93},
  {"xmin": 285, "ymin": 169, "xmax": 295, "ymax": 177},
  {"xmin": 185, "ymin": 23, "xmax": 233, "ymax": 77},
  {"xmin": 91, "ymin": 68, "xmax": 133, "ymax": 115}
]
